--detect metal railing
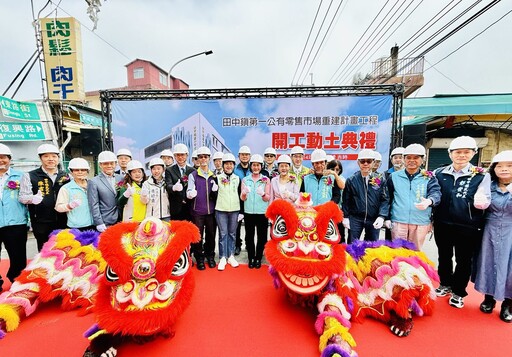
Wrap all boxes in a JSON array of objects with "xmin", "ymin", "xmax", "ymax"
[{"xmin": 371, "ymin": 56, "xmax": 424, "ymax": 78}]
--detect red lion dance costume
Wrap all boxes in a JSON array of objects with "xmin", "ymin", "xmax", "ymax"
[
  {"xmin": 0, "ymin": 217, "xmax": 199, "ymax": 357},
  {"xmin": 265, "ymin": 194, "xmax": 439, "ymax": 357}
]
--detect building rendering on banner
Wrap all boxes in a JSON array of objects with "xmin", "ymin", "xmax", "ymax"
[{"xmin": 144, "ymin": 112, "xmax": 230, "ymax": 167}]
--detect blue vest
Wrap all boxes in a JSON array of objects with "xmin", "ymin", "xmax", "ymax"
[
  {"xmin": 303, "ymin": 174, "xmax": 334, "ymax": 205},
  {"xmin": 65, "ymin": 180, "xmax": 94, "ymax": 228},
  {"xmin": 242, "ymin": 175, "xmax": 269, "ymax": 214},
  {"xmin": 0, "ymin": 169, "xmax": 28, "ymax": 227},
  {"xmin": 391, "ymin": 170, "xmax": 432, "ymax": 225}
]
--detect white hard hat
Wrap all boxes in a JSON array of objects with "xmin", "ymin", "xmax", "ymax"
[
  {"xmin": 403, "ymin": 143, "xmax": 426, "ymax": 157},
  {"xmin": 222, "ymin": 153, "xmax": 236, "ymax": 163},
  {"xmin": 191, "ymin": 150, "xmax": 198, "ymax": 158},
  {"xmin": 68, "ymin": 158, "xmax": 90, "ymax": 170},
  {"xmin": 238, "ymin": 145, "xmax": 251, "ymax": 155},
  {"xmin": 37, "ymin": 143, "xmax": 60, "ymax": 155},
  {"xmin": 357, "ymin": 149, "xmax": 375, "ymax": 160},
  {"xmin": 116, "ymin": 148, "xmax": 132, "ymax": 158},
  {"xmin": 264, "ymin": 147, "xmax": 277, "ymax": 156},
  {"xmin": 173, "ymin": 143, "xmax": 189, "ymax": 155},
  {"xmin": 310, "ymin": 149, "xmax": 327, "ymax": 163},
  {"xmin": 448, "ymin": 136, "xmax": 478, "ymax": 152},
  {"xmin": 277, "ymin": 154, "xmax": 292, "ymax": 165},
  {"xmin": 98, "ymin": 151, "xmax": 117, "ymax": 163},
  {"xmin": 196, "ymin": 146, "xmax": 211, "ymax": 156},
  {"xmin": 492, "ymin": 150, "xmax": 512, "ymax": 164},
  {"xmin": 149, "ymin": 157, "xmax": 165, "ymax": 168},
  {"xmin": 0, "ymin": 143, "xmax": 12, "ymax": 156},
  {"xmin": 290, "ymin": 146, "xmax": 304, "ymax": 155},
  {"xmin": 160, "ymin": 149, "xmax": 173, "ymax": 158},
  {"xmin": 373, "ymin": 151, "xmax": 382, "ymax": 161},
  {"xmin": 250, "ymin": 154, "xmax": 264, "ymax": 164},
  {"xmin": 127, "ymin": 160, "xmax": 144, "ymax": 171},
  {"xmin": 390, "ymin": 147, "xmax": 405, "ymax": 158},
  {"xmin": 213, "ymin": 151, "xmax": 224, "ymax": 160}
]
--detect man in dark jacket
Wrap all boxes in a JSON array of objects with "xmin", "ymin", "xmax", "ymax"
[
  {"xmin": 165, "ymin": 143, "xmax": 195, "ymax": 221},
  {"xmin": 342, "ymin": 149, "xmax": 389, "ymax": 243}
]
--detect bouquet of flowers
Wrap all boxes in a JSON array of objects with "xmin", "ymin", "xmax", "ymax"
[
  {"xmin": 420, "ymin": 169, "xmax": 434, "ymax": 179},
  {"xmin": 6, "ymin": 180, "xmax": 20, "ymax": 190},
  {"xmin": 258, "ymin": 176, "xmax": 269, "ymax": 184},
  {"xmin": 369, "ymin": 175, "xmax": 382, "ymax": 189},
  {"xmin": 288, "ymin": 175, "xmax": 297, "ymax": 183},
  {"xmin": 221, "ymin": 177, "xmax": 230, "ymax": 186},
  {"xmin": 58, "ymin": 176, "xmax": 70, "ymax": 185},
  {"xmin": 470, "ymin": 166, "xmax": 485, "ymax": 177},
  {"xmin": 324, "ymin": 176, "xmax": 333, "ymax": 187},
  {"xmin": 180, "ymin": 175, "xmax": 189, "ymax": 184}
]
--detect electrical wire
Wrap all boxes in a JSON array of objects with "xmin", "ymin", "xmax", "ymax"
[
  {"xmin": 424, "ymin": 58, "xmax": 469, "ymax": 93},
  {"xmin": 11, "ymin": 51, "xmax": 41, "ymax": 99},
  {"xmin": 2, "ymin": 50, "xmax": 39, "ymax": 97}
]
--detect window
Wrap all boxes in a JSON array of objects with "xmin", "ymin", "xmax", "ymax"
[
  {"xmin": 133, "ymin": 67, "xmax": 144, "ymax": 79},
  {"xmin": 159, "ymin": 72, "xmax": 167, "ymax": 86}
]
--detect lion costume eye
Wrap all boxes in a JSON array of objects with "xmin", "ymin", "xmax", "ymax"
[
  {"xmin": 272, "ymin": 216, "xmax": 288, "ymax": 239},
  {"xmin": 106, "ymin": 266, "xmax": 119, "ymax": 282},
  {"xmin": 324, "ymin": 220, "xmax": 339, "ymax": 242},
  {"xmin": 172, "ymin": 251, "xmax": 190, "ymax": 277}
]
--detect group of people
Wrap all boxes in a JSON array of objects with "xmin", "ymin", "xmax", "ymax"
[{"xmin": 0, "ymin": 135, "xmax": 510, "ymax": 323}]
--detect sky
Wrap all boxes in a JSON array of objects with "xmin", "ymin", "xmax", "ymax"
[{"xmin": 1, "ymin": 0, "xmax": 511, "ymax": 101}]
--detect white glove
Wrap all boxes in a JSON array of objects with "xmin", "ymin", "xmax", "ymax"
[
  {"xmin": 123, "ymin": 185, "xmax": 135, "ymax": 198},
  {"xmin": 414, "ymin": 197, "xmax": 433, "ymax": 210},
  {"xmin": 31, "ymin": 190, "xmax": 43, "ymax": 205},
  {"xmin": 281, "ymin": 189, "xmax": 290, "ymax": 199},
  {"xmin": 373, "ymin": 216, "xmax": 384, "ymax": 229},
  {"xmin": 242, "ymin": 185, "xmax": 251, "ymax": 195},
  {"xmin": 140, "ymin": 188, "xmax": 149, "ymax": 197},
  {"xmin": 506, "ymin": 183, "xmax": 512, "ymax": 194},
  {"xmin": 238, "ymin": 214, "xmax": 244, "ymax": 222},
  {"xmin": 96, "ymin": 224, "xmax": 107, "ymax": 233},
  {"xmin": 473, "ymin": 191, "xmax": 490, "ymax": 210},
  {"xmin": 187, "ymin": 189, "xmax": 197, "ymax": 199},
  {"xmin": 384, "ymin": 220, "xmax": 392, "ymax": 229},
  {"xmin": 68, "ymin": 199, "xmax": 81, "ymax": 209},
  {"xmin": 172, "ymin": 181, "xmax": 183, "ymax": 192},
  {"xmin": 211, "ymin": 182, "xmax": 218, "ymax": 192},
  {"xmin": 342, "ymin": 218, "xmax": 350, "ymax": 230},
  {"xmin": 256, "ymin": 186, "xmax": 265, "ymax": 196}
]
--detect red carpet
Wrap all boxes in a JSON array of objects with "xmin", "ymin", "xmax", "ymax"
[{"xmin": 0, "ymin": 260, "xmax": 510, "ymax": 356}]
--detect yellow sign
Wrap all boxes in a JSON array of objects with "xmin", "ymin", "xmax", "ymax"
[{"xmin": 40, "ymin": 17, "xmax": 85, "ymax": 102}]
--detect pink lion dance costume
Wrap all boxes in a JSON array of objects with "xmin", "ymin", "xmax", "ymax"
[{"xmin": 265, "ymin": 194, "xmax": 439, "ymax": 357}]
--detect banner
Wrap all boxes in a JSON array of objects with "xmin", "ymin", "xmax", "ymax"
[
  {"xmin": 111, "ymin": 95, "xmax": 393, "ymax": 178},
  {"xmin": 40, "ymin": 17, "xmax": 85, "ymax": 101}
]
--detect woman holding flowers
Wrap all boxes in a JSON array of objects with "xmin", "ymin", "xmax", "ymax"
[
  {"xmin": 241, "ymin": 154, "xmax": 270, "ymax": 269},
  {"xmin": 117, "ymin": 160, "xmax": 147, "ymax": 222},
  {"xmin": 270, "ymin": 155, "xmax": 300, "ymax": 204}
]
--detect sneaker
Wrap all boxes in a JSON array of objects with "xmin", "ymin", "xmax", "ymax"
[
  {"xmin": 218, "ymin": 257, "xmax": 227, "ymax": 271},
  {"xmin": 435, "ymin": 285, "xmax": 451, "ymax": 297},
  {"xmin": 227, "ymin": 255, "xmax": 239, "ymax": 268},
  {"xmin": 449, "ymin": 294, "xmax": 464, "ymax": 308}
]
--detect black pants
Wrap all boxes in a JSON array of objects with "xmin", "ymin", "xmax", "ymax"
[
  {"xmin": 236, "ymin": 220, "xmax": 243, "ymax": 249},
  {"xmin": 32, "ymin": 221, "xmax": 62, "ymax": 252},
  {"xmin": 434, "ymin": 222, "xmax": 483, "ymax": 297},
  {"xmin": 244, "ymin": 213, "xmax": 268, "ymax": 261},
  {"xmin": 190, "ymin": 214, "xmax": 216, "ymax": 261},
  {"xmin": 0, "ymin": 224, "xmax": 28, "ymax": 283}
]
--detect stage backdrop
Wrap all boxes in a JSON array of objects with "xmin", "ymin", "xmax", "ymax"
[{"xmin": 111, "ymin": 95, "xmax": 393, "ymax": 178}]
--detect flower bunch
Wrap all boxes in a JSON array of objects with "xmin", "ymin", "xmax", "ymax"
[
  {"xmin": 6, "ymin": 180, "xmax": 20, "ymax": 190},
  {"xmin": 116, "ymin": 181, "xmax": 125, "ymax": 191},
  {"xmin": 288, "ymin": 175, "xmax": 297, "ymax": 183},
  {"xmin": 420, "ymin": 169, "xmax": 433, "ymax": 179},
  {"xmin": 58, "ymin": 176, "xmax": 70, "ymax": 185},
  {"xmin": 258, "ymin": 176, "xmax": 269, "ymax": 184},
  {"xmin": 221, "ymin": 177, "xmax": 230, "ymax": 186},
  {"xmin": 369, "ymin": 175, "xmax": 382, "ymax": 188},
  {"xmin": 180, "ymin": 175, "xmax": 188, "ymax": 183},
  {"xmin": 324, "ymin": 176, "xmax": 333, "ymax": 187},
  {"xmin": 470, "ymin": 166, "xmax": 485, "ymax": 176}
]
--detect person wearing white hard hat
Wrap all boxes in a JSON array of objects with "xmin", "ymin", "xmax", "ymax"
[
  {"xmin": 342, "ymin": 149, "xmax": 389, "ymax": 243},
  {"xmin": 290, "ymin": 145, "xmax": 311, "ymax": 187},
  {"xmin": 270, "ymin": 154, "xmax": 300, "ymax": 203},
  {"xmin": 371, "ymin": 151, "xmax": 383, "ymax": 174},
  {"xmin": 386, "ymin": 144, "xmax": 441, "ymax": 250},
  {"xmin": 55, "ymin": 158, "xmax": 95, "ymax": 231},
  {"xmin": 300, "ymin": 149, "xmax": 341, "ymax": 206},
  {"xmin": 473, "ymin": 150, "xmax": 512, "ymax": 323},
  {"xmin": 0, "ymin": 143, "xmax": 29, "ymax": 291},
  {"xmin": 432, "ymin": 135, "xmax": 488, "ymax": 309},
  {"xmin": 117, "ymin": 160, "xmax": 147, "ymax": 222},
  {"xmin": 191, "ymin": 150, "xmax": 199, "ymax": 169},
  {"xmin": 115, "ymin": 148, "xmax": 132, "ymax": 176},
  {"xmin": 87, "ymin": 151, "xmax": 122, "ymax": 233},
  {"xmin": 241, "ymin": 154, "xmax": 271, "ymax": 269},
  {"xmin": 186, "ymin": 146, "xmax": 218, "ymax": 270},
  {"xmin": 165, "ymin": 143, "xmax": 194, "ymax": 221},
  {"xmin": 160, "ymin": 149, "xmax": 174, "ymax": 168},
  {"xmin": 19, "ymin": 143, "xmax": 69, "ymax": 251},
  {"xmin": 215, "ymin": 153, "xmax": 241, "ymax": 271},
  {"xmin": 263, "ymin": 147, "xmax": 279, "ymax": 178},
  {"xmin": 386, "ymin": 147, "xmax": 405, "ymax": 179},
  {"xmin": 233, "ymin": 145, "xmax": 252, "ymax": 255},
  {"xmin": 141, "ymin": 158, "xmax": 170, "ymax": 221},
  {"xmin": 212, "ymin": 151, "xmax": 224, "ymax": 175}
]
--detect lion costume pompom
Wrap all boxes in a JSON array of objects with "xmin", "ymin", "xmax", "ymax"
[{"xmin": 265, "ymin": 194, "xmax": 439, "ymax": 357}]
